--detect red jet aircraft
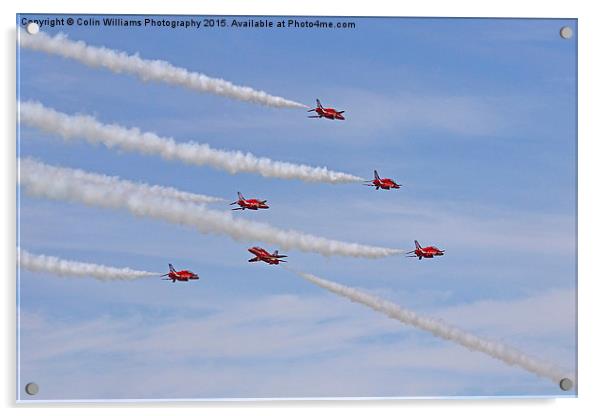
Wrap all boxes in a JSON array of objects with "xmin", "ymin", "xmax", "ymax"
[
  {"xmin": 248, "ymin": 247, "xmax": 288, "ymax": 265},
  {"xmin": 161, "ymin": 264, "xmax": 200, "ymax": 282},
  {"xmin": 364, "ymin": 170, "xmax": 401, "ymax": 190},
  {"xmin": 307, "ymin": 99, "xmax": 345, "ymax": 120},
  {"xmin": 230, "ymin": 192, "xmax": 269, "ymax": 211},
  {"xmin": 406, "ymin": 240, "xmax": 445, "ymax": 260}
]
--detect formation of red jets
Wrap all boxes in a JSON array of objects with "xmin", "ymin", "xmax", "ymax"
[{"xmin": 163, "ymin": 98, "xmax": 444, "ymax": 282}]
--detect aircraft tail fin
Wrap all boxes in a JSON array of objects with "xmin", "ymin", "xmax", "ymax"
[
  {"xmin": 374, "ymin": 170, "xmax": 380, "ymax": 180},
  {"xmin": 237, "ymin": 192, "xmax": 244, "ymax": 201},
  {"xmin": 169, "ymin": 263, "xmax": 176, "ymax": 272},
  {"xmin": 316, "ymin": 99, "xmax": 323, "ymax": 109},
  {"xmin": 414, "ymin": 240, "xmax": 422, "ymax": 250}
]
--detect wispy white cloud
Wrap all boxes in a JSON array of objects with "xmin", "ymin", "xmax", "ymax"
[
  {"xmin": 343, "ymin": 90, "xmax": 505, "ymax": 137},
  {"xmin": 19, "ymin": 286, "xmax": 575, "ymax": 399},
  {"xmin": 291, "ymin": 270, "xmax": 571, "ymax": 384},
  {"xmin": 434, "ymin": 288, "xmax": 576, "ymax": 340},
  {"xmin": 267, "ymin": 194, "xmax": 575, "ymax": 256}
]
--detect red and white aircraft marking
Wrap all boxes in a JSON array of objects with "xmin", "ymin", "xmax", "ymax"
[
  {"xmin": 364, "ymin": 170, "xmax": 401, "ymax": 190},
  {"xmin": 307, "ymin": 99, "xmax": 345, "ymax": 120},
  {"xmin": 161, "ymin": 264, "xmax": 200, "ymax": 282},
  {"xmin": 406, "ymin": 240, "xmax": 445, "ymax": 260},
  {"xmin": 230, "ymin": 192, "xmax": 269, "ymax": 211},
  {"xmin": 247, "ymin": 247, "xmax": 288, "ymax": 265}
]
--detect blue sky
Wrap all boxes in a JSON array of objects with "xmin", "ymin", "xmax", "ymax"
[{"xmin": 17, "ymin": 15, "xmax": 576, "ymax": 400}]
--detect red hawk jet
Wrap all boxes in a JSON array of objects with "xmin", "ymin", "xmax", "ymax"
[
  {"xmin": 307, "ymin": 99, "xmax": 345, "ymax": 120},
  {"xmin": 406, "ymin": 240, "xmax": 445, "ymax": 260},
  {"xmin": 161, "ymin": 264, "xmax": 200, "ymax": 282},
  {"xmin": 364, "ymin": 170, "xmax": 401, "ymax": 190},
  {"xmin": 248, "ymin": 247, "xmax": 288, "ymax": 265},
  {"xmin": 230, "ymin": 192, "xmax": 269, "ymax": 211}
]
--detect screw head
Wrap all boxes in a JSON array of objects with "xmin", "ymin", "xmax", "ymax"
[
  {"xmin": 25, "ymin": 382, "xmax": 39, "ymax": 395},
  {"xmin": 25, "ymin": 22, "xmax": 40, "ymax": 35},
  {"xmin": 560, "ymin": 26, "xmax": 573, "ymax": 39},
  {"xmin": 559, "ymin": 378, "xmax": 573, "ymax": 391}
]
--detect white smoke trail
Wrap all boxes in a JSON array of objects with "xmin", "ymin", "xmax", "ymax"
[
  {"xmin": 19, "ymin": 159, "xmax": 223, "ymax": 205},
  {"xmin": 19, "ymin": 29, "xmax": 306, "ymax": 109},
  {"xmin": 290, "ymin": 269, "xmax": 573, "ymax": 386},
  {"xmin": 19, "ymin": 159, "xmax": 402, "ymax": 259},
  {"xmin": 19, "ymin": 249, "xmax": 157, "ymax": 281},
  {"xmin": 19, "ymin": 101, "xmax": 363, "ymax": 184}
]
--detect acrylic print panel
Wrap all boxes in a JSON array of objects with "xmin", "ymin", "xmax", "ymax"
[{"xmin": 16, "ymin": 14, "xmax": 577, "ymax": 401}]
